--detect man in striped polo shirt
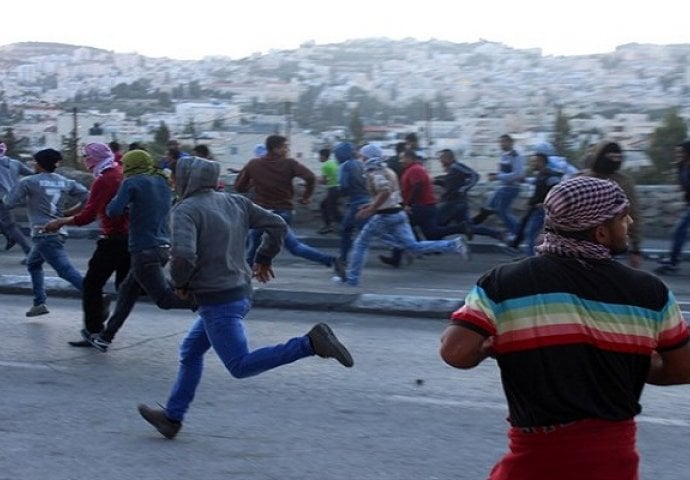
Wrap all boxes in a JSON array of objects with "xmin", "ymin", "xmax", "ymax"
[{"xmin": 440, "ymin": 176, "xmax": 690, "ymax": 480}]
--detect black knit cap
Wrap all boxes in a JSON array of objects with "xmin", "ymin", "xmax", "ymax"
[{"xmin": 34, "ymin": 148, "xmax": 62, "ymax": 172}]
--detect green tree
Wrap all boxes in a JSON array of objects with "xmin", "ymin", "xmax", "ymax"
[
  {"xmin": 2, "ymin": 128, "xmax": 23, "ymax": 157},
  {"xmin": 646, "ymin": 108, "xmax": 688, "ymax": 182},
  {"xmin": 552, "ymin": 106, "xmax": 573, "ymax": 159},
  {"xmin": 60, "ymin": 133, "xmax": 80, "ymax": 169},
  {"xmin": 153, "ymin": 121, "xmax": 171, "ymax": 147}
]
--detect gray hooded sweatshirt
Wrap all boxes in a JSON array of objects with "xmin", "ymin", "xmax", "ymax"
[{"xmin": 170, "ymin": 156, "xmax": 287, "ymax": 305}]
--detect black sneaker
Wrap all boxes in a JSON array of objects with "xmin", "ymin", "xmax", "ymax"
[
  {"xmin": 138, "ymin": 404, "xmax": 182, "ymax": 439},
  {"xmin": 69, "ymin": 328, "xmax": 97, "ymax": 347},
  {"xmin": 378, "ymin": 255, "xmax": 400, "ymax": 268},
  {"xmin": 332, "ymin": 257, "xmax": 347, "ymax": 280},
  {"xmin": 307, "ymin": 323, "xmax": 354, "ymax": 368},
  {"xmin": 81, "ymin": 329, "xmax": 111, "ymax": 352},
  {"xmin": 4, "ymin": 236, "xmax": 16, "ymax": 251},
  {"xmin": 69, "ymin": 330, "xmax": 95, "ymax": 347}
]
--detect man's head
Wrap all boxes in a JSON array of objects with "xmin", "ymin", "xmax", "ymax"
[
  {"xmin": 530, "ymin": 153, "xmax": 548, "ymax": 172},
  {"xmin": 360, "ymin": 144, "xmax": 385, "ymax": 172},
  {"xmin": 319, "ymin": 148, "xmax": 331, "ymax": 162},
  {"xmin": 192, "ymin": 144, "xmax": 211, "ymax": 158},
  {"xmin": 34, "ymin": 148, "xmax": 62, "ymax": 173},
  {"xmin": 333, "ymin": 142, "xmax": 354, "ymax": 163},
  {"xmin": 83, "ymin": 143, "xmax": 115, "ymax": 172},
  {"xmin": 401, "ymin": 149, "xmax": 419, "ymax": 167},
  {"xmin": 265, "ymin": 135, "xmax": 288, "ymax": 158},
  {"xmin": 533, "ymin": 141, "xmax": 555, "ymax": 157},
  {"xmin": 591, "ymin": 141, "xmax": 623, "ymax": 174},
  {"xmin": 404, "ymin": 133, "xmax": 419, "ymax": 150},
  {"xmin": 438, "ymin": 149, "xmax": 455, "ymax": 168},
  {"xmin": 499, "ymin": 134, "xmax": 514, "ymax": 152},
  {"xmin": 253, "ymin": 143, "xmax": 267, "ymax": 158},
  {"xmin": 360, "ymin": 144, "xmax": 383, "ymax": 160},
  {"xmin": 543, "ymin": 176, "xmax": 631, "ymax": 254}
]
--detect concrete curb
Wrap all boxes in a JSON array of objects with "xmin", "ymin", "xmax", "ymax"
[
  {"xmin": 0, "ymin": 274, "xmax": 459, "ymax": 319},
  {"xmin": 59, "ymin": 227, "xmax": 682, "ymax": 257}
]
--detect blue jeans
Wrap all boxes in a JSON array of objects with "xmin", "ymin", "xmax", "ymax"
[
  {"xmin": 247, "ymin": 209, "xmax": 334, "ymax": 267},
  {"xmin": 523, "ymin": 208, "xmax": 546, "ymax": 256},
  {"xmin": 165, "ymin": 298, "xmax": 314, "ymax": 421},
  {"xmin": 0, "ymin": 203, "xmax": 31, "ymax": 254},
  {"xmin": 487, "ymin": 185, "xmax": 520, "ymax": 235},
  {"xmin": 346, "ymin": 211, "xmax": 458, "ymax": 286},
  {"xmin": 339, "ymin": 200, "xmax": 370, "ymax": 261},
  {"xmin": 389, "ymin": 204, "xmax": 464, "ymax": 263},
  {"xmin": 26, "ymin": 234, "xmax": 83, "ymax": 306},
  {"xmin": 670, "ymin": 204, "xmax": 690, "ymax": 264}
]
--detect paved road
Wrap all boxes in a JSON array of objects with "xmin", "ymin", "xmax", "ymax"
[{"xmin": 2, "ymin": 296, "xmax": 690, "ymax": 480}]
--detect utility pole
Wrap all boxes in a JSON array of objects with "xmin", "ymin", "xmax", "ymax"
[
  {"xmin": 425, "ymin": 102, "xmax": 433, "ymax": 161},
  {"xmin": 285, "ymin": 101, "xmax": 292, "ymax": 144},
  {"xmin": 70, "ymin": 107, "xmax": 79, "ymax": 167}
]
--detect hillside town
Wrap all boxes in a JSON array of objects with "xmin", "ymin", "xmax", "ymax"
[{"xmin": 1, "ymin": 38, "xmax": 689, "ymax": 176}]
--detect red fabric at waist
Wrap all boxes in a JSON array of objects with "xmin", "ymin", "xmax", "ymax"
[{"xmin": 489, "ymin": 418, "xmax": 638, "ymax": 480}]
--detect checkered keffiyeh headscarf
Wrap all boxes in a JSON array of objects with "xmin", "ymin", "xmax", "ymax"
[{"xmin": 536, "ymin": 176, "xmax": 629, "ymax": 259}]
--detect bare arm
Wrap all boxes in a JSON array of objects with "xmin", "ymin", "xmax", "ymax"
[
  {"xmin": 440, "ymin": 324, "xmax": 494, "ymax": 369},
  {"xmin": 647, "ymin": 344, "xmax": 690, "ymax": 386}
]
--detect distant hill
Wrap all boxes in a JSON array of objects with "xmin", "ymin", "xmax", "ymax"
[{"xmin": 0, "ymin": 41, "xmax": 109, "ymax": 63}]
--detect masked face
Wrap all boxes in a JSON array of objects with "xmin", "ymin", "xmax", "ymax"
[{"xmin": 593, "ymin": 151, "xmax": 622, "ymax": 174}]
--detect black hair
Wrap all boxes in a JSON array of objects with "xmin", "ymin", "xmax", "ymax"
[
  {"xmin": 266, "ymin": 135, "xmax": 287, "ymax": 152},
  {"xmin": 192, "ymin": 144, "xmax": 211, "ymax": 158}
]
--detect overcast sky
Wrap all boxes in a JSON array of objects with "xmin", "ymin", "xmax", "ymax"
[{"xmin": 2, "ymin": 0, "xmax": 688, "ymax": 60}]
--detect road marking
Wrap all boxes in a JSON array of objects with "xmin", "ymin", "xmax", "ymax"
[
  {"xmin": 388, "ymin": 394, "xmax": 690, "ymax": 428},
  {"xmin": 0, "ymin": 360, "xmax": 67, "ymax": 371}
]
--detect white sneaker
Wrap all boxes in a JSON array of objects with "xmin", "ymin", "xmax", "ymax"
[
  {"xmin": 454, "ymin": 237, "xmax": 470, "ymax": 261},
  {"xmin": 26, "ymin": 304, "xmax": 49, "ymax": 317}
]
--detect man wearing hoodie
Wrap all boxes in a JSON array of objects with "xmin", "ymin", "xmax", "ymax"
[
  {"xmin": 580, "ymin": 141, "xmax": 642, "ymax": 268},
  {"xmin": 234, "ymin": 135, "xmax": 345, "ymax": 278},
  {"xmin": 138, "ymin": 155, "xmax": 353, "ymax": 440},
  {"xmin": 334, "ymin": 141, "xmax": 370, "ymax": 262},
  {"xmin": 656, "ymin": 140, "xmax": 690, "ymax": 274}
]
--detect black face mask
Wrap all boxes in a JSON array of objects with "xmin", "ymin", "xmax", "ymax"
[{"xmin": 593, "ymin": 157, "xmax": 621, "ymax": 174}]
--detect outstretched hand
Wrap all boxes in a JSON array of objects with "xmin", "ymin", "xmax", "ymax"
[
  {"xmin": 43, "ymin": 219, "xmax": 64, "ymax": 233},
  {"xmin": 252, "ymin": 263, "xmax": 275, "ymax": 283}
]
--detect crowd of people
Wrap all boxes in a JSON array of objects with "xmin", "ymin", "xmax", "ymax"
[{"xmin": 1, "ymin": 133, "xmax": 690, "ymax": 478}]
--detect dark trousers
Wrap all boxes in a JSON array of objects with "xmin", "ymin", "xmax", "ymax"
[
  {"xmin": 320, "ymin": 186, "xmax": 342, "ymax": 226},
  {"xmin": 101, "ymin": 246, "xmax": 194, "ymax": 342},
  {"xmin": 83, "ymin": 236, "xmax": 131, "ymax": 334}
]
